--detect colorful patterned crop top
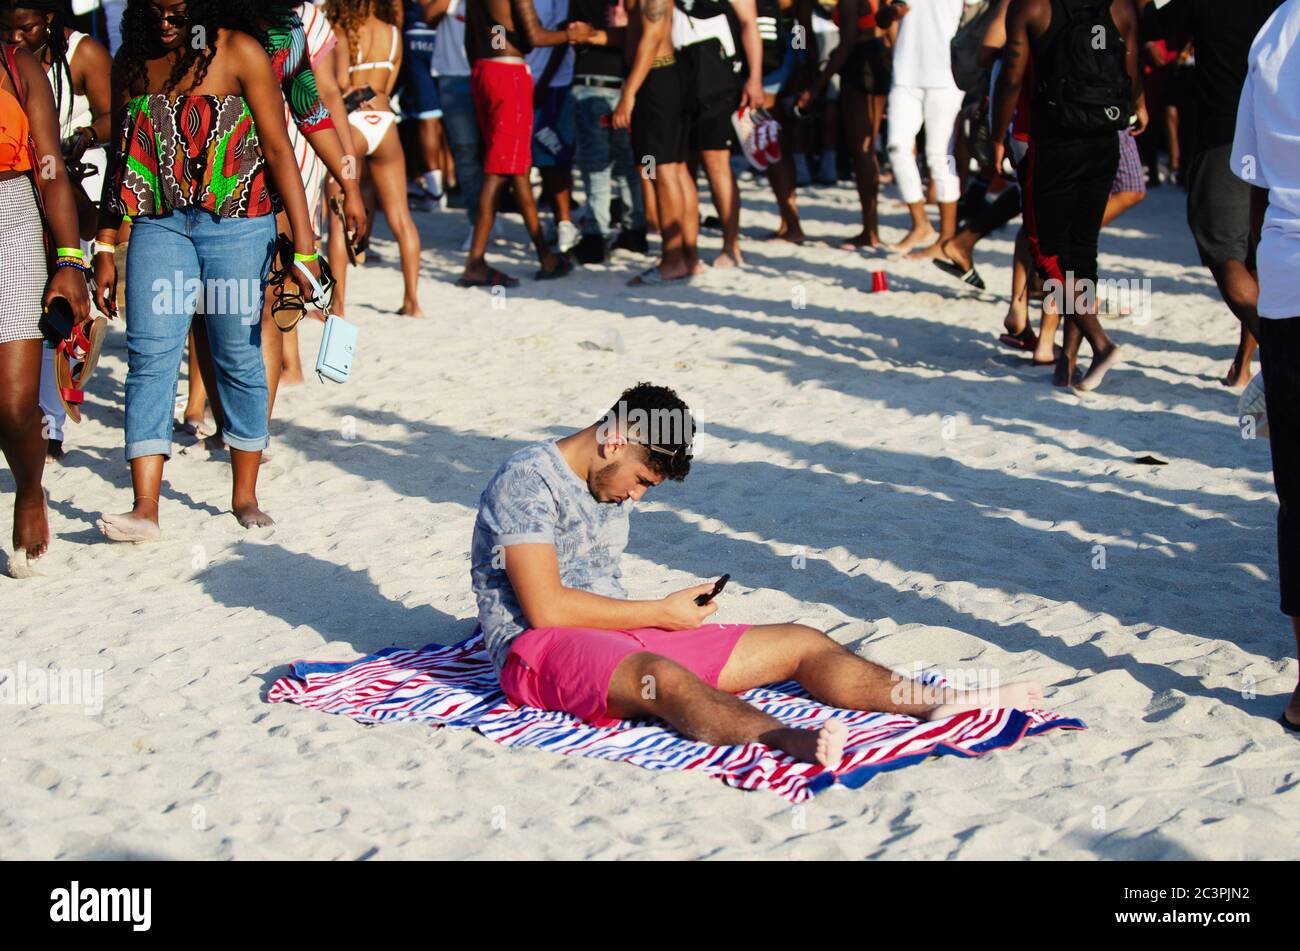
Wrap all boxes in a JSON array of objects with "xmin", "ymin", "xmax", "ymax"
[{"xmin": 103, "ymin": 93, "xmax": 274, "ymax": 219}]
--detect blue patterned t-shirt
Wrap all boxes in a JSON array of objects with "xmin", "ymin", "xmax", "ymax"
[{"xmin": 471, "ymin": 441, "xmax": 631, "ymax": 672}]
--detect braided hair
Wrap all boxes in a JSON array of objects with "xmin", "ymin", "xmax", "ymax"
[
  {"xmin": 117, "ymin": 0, "xmax": 228, "ymax": 96},
  {"xmin": 1, "ymin": 0, "xmax": 71, "ymax": 119}
]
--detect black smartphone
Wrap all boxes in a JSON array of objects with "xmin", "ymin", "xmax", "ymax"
[
  {"xmin": 39, "ymin": 296, "xmax": 76, "ymax": 346},
  {"xmin": 343, "ymin": 86, "xmax": 376, "ymax": 112},
  {"xmin": 695, "ymin": 574, "xmax": 730, "ymax": 606}
]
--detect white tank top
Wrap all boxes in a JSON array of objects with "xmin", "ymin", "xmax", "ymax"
[{"xmin": 45, "ymin": 31, "xmax": 94, "ymax": 140}]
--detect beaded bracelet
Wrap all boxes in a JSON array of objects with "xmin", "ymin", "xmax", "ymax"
[{"xmin": 55, "ymin": 259, "xmax": 90, "ymax": 272}]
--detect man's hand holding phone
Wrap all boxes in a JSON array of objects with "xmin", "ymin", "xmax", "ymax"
[{"xmin": 659, "ymin": 583, "xmax": 722, "ymax": 629}]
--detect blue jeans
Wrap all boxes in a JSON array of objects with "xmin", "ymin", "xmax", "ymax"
[
  {"xmin": 124, "ymin": 209, "xmax": 276, "ymax": 460},
  {"xmin": 572, "ymin": 83, "xmax": 645, "ymax": 237},
  {"xmin": 438, "ymin": 74, "xmax": 484, "ymax": 225}
]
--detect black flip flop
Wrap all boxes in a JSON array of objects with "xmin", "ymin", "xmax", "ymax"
[
  {"xmin": 535, "ymin": 257, "xmax": 573, "ymax": 281},
  {"xmin": 455, "ymin": 267, "xmax": 520, "ymax": 289},
  {"xmin": 933, "ymin": 258, "xmax": 986, "ymax": 290},
  {"xmin": 998, "ymin": 326, "xmax": 1038, "ymax": 352},
  {"xmin": 1281, "ymin": 713, "xmax": 1300, "ymax": 733}
]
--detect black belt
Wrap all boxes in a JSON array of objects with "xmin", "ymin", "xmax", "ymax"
[{"xmin": 574, "ymin": 75, "xmax": 623, "ymax": 89}]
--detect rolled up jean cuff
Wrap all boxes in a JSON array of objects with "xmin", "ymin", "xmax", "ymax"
[
  {"xmin": 126, "ymin": 438, "xmax": 176, "ymax": 462},
  {"xmin": 222, "ymin": 429, "xmax": 270, "ymax": 453}
]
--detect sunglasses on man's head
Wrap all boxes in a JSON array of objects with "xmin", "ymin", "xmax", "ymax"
[{"xmin": 632, "ymin": 441, "xmax": 686, "ymax": 462}]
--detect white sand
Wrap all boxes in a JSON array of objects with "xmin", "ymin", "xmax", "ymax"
[{"xmin": 2, "ymin": 176, "xmax": 1297, "ymax": 860}]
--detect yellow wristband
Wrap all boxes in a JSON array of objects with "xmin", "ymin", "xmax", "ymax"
[
  {"xmin": 56, "ymin": 246, "xmax": 85, "ymax": 259},
  {"xmin": 93, "ymin": 241, "xmax": 117, "ymax": 256}
]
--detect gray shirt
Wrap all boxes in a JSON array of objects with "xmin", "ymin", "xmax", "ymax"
[{"xmin": 471, "ymin": 441, "xmax": 631, "ymax": 671}]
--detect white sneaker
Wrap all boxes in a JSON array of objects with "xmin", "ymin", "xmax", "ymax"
[{"xmin": 556, "ymin": 220, "xmax": 581, "ymax": 253}]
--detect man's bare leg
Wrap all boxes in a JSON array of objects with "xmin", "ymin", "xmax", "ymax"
[
  {"xmin": 511, "ymin": 172, "xmax": 562, "ymax": 273},
  {"xmin": 1212, "ymin": 259, "xmax": 1261, "ymax": 387},
  {"xmin": 461, "ymin": 173, "xmax": 507, "ymax": 282},
  {"xmin": 674, "ymin": 162, "xmax": 703, "ymax": 274},
  {"xmin": 606, "ymin": 651, "xmax": 848, "ymax": 767},
  {"xmin": 700, "ymin": 148, "xmax": 742, "ymax": 267},
  {"xmin": 645, "ymin": 161, "xmax": 689, "ymax": 280},
  {"xmin": 717, "ymin": 624, "xmax": 1043, "ymax": 719}
]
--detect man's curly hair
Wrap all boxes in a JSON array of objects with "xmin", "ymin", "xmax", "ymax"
[{"xmin": 600, "ymin": 382, "xmax": 695, "ymax": 482}]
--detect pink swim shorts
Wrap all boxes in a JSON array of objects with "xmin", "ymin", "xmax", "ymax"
[{"xmin": 499, "ymin": 624, "xmax": 751, "ymax": 727}]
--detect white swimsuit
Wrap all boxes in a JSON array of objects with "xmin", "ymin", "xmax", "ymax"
[{"xmin": 347, "ymin": 24, "xmax": 400, "ymax": 156}]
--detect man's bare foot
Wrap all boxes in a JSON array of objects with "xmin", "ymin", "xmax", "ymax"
[
  {"xmin": 766, "ymin": 227, "xmax": 805, "ymax": 244},
  {"xmin": 838, "ymin": 230, "xmax": 883, "ymax": 251},
  {"xmin": 890, "ymin": 224, "xmax": 938, "ymax": 255},
  {"xmin": 713, "ymin": 250, "xmax": 743, "ymax": 269},
  {"xmin": 46, "ymin": 439, "xmax": 65, "ymax": 464},
  {"xmin": 1221, "ymin": 356, "xmax": 1252, "ymax": 388},
  {"xmin": 763, "ymin": 718, "xmax": 847, "ymax": 768},
  {"xmin": 97, "ymin": 499, "xmax": 161, "ymax": 544},
  {"xmin": 1053, "ymin": 352, "xmax": 1079, "ymax": 388},
  {"xmin": 400, "ymin": 299, "xmax": 425, "ymax": 318},
  {"xmin": 906, "ymin": 240, "xmax": 948, "ymax": 262},
  {"xmin": 940, "ymin": 237, "xmax": 973, "ymax": 273},
  {"xmin": 925, "ymin": 681, "xmax": 1045, "ymax": 721},
  {"xmin": 1076, "ymin": 343, "xmax": 1123, "ymax": 392},
  {"xmin": 13, "ymin": 489, "xmax": 50, "ymax": 561},
  {"xmin": 234, "ymin": 502, "xmax": 274, "ymax": 529}
]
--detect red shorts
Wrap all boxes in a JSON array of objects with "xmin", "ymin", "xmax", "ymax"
[
  {"xmin": 471, "ymin": 59, "xmax": 533, "ymax": 176},
  {"xmin": 499, "ymin": 624, "xmax": 751, "ymax": 727}
]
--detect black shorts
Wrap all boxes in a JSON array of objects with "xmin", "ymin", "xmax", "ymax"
[
  {"xmin": 1020, "ymin": 133, "xmax": 1118, "ymax": 286},
  {"xmin": 631, "ymin": 60, "xmax": 688, "ymax": 166},
  {"xmin": 678, "ymin": 39, "xmax": 741, "ymax": 152},
  {"xmin": 1259, "ymin": 316, "xmax": 1300, "ymax": 616},
  {"xmin": 840, "ymin": 37, "xmax": 892, "ymax": 95},
  {"xmin": 1187, "ymin": 143, "xmax": 1256, "ymax": 271}
]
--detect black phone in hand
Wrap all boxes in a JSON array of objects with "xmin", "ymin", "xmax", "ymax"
[{"xmin": 695, "ymin": 574, "xmax": 730, "ymax": 606}]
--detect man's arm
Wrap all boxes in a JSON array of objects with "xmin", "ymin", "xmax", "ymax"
[
  {"xmin": 505, "ymin": 544, "xmax": 720, "ymax": 630},
  {"xmin": 797, "ymin": 0, "xmax": 863, "ymax": 108},
  {"xmin": 1114, "ymin": 0, "xmax": 1148, "ymax": 134},
  {"xmin": 990, "ymin": 0, "xmax": 1034, "ymax": 168},
  {"xmin": 977, "ymin": 0, "xmax": 1012, "ymax": 70},
  {"xmin": 613, "ymin": 0, "xmax": 672, "ymax": 129},
  {"xmin": 512, "ymin": 0, "xmax": 570, "ymax": 47},
  {"xmin": 729, "ymin": 0, "xmax": 766, "ymax": 111}
]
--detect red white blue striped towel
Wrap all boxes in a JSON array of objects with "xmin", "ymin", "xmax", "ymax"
[{"xmin": 267, "ymin": 634, "xmax": 1085, "ymax": 803}]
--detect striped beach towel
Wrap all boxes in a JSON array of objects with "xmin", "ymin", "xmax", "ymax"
[{"xmin": 267, "ymin": 635, "xmax": 1085, "ymax": 803}]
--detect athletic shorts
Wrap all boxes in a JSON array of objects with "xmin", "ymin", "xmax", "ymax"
[
  {"xmin": 532, "ymin": 84, "xmax": 576, "ymax": 169},
  {"xmin": 471, "ymin": 59, "xmax": 534, "ymax": 176},
  {"xmin": 678, "ymin": 39, "xmax": 741, "ymax": 152},
  {"xmin": 1110, "ymin": 129, "xmax": 1146, "ymax": 195},
  {"xmin": 399, "ymin": 26, "xmax": 442, "ymax": 119},
  {"xmin": 1020, "ymin": 132, "xmax": 1118, "ymax": 287},
  {"xmin": 1187, "ymin": 142, "xmax": 1255, "ymax": 270},
  {"xmin": 499, "ymin": 623, "xmax": 751, "ymax": 726},
  {"xmin": 631, "ymin": 59, "xmax": 688, "ymax": 166}
]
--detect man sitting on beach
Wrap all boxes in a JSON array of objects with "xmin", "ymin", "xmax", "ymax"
[{"xmin": 470, "ymin": 382, "xmax": 1044, "ymax": 766}]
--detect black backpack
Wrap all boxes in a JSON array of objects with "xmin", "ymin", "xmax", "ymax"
[
  {"xmin": 1036, "ymin": 0, "xmax": 1131, "ymax": 133},
  {"xmin": 950, "ymin": 0, "xmax": 999, "ymax": 93}
]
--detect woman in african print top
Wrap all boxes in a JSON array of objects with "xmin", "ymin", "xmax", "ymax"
[{"xmin": 91, "ymin": 0, "xmax": 322, "ymax": 543}]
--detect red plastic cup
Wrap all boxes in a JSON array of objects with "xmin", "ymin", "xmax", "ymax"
[{"xmin": 871, "ymin": 271, "xmax": 888, "ymax": 293}]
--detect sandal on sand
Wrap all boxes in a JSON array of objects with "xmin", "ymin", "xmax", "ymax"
[
  {"xmin": 52, "ymin": 316, "xmax": 107, "ymax": 424},
  {"xmin": 934, "ymin": 258, "xmax": 987, "ymax": 290},
  {"xmin": 455, "ymin": 267, "xmax": 520, "ymax": 289},
  {"xmin": 628, "ymin": 266, "xmax": 689, "ymax": 287},
  {"xmin": 535, "ymin": 257, "xmax": 573, "ymax": 281},
  {"xmin": 1281, "ymin": 713, "xmax": 1300, "ymax": 733},
  {"xmin": 998, "ymin": 326, "xmax": 1038, "ymax": 352}
]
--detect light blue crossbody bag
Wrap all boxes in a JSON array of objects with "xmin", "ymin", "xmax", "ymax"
[
  {"xmin": 291, "ymin": 258, "xmax": 359, "ymax": 384},
  {"xmin": 315, "ymin": 314, "xmax": 358, "ymax": 384}
]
